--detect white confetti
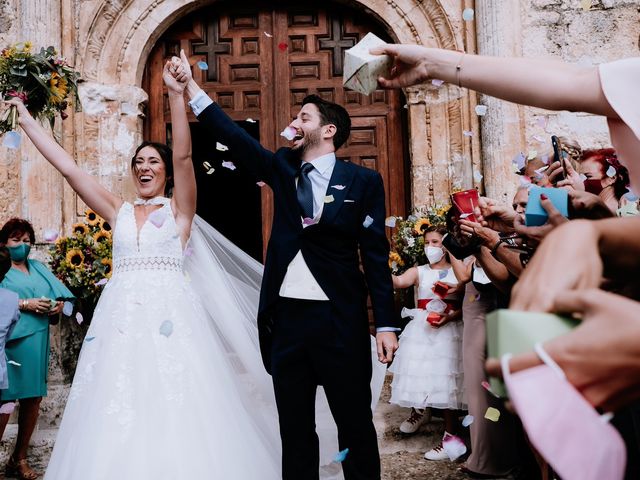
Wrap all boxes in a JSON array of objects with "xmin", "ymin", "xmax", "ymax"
[
  {"xmin": 43, "ymin": 229, "xmax": 59, "ymax": 242},
  {"xmin": 512, "ymin": 152, "xmax": 526, "ymax": 170},
  {"xmin": 385, "ymin": 216, "xmax": 397, "ymax": 228},
  {"xmin": 263, "ymin": 31, "xmax": 273, "ymax": 38},
  {"xmin": 324, "ymin": 195, "xmax": 335, "ymax": 203},
  {"xmin": 442, "ymin": 432, "xmax": 467, "ymax": 460},
  {"xmin": 221, "ymin": 161, "xmax": 236, "ymax": 171},
  {"xmin": 431, "ymin": 79, "xmax": 444, "ymax": 87},
  {"xmin": 331, "ymin": 184, "xmax": 346, "ymax": 190},
  {"xmin": 76, "ymin": 312, "xmax": 84, "ymax": 324},
  {"xmin": 216, "ymin": 142, "xmax": 228, "ymax": 152},
  {"xmin": 462, "ymin": 8, "xmax": 475, "ymax": 21},
  {"xmin": 362, "ymin": 215, "xmax": 374, "ymax": 228},
  {"xmin": 462, "ymin": 415, "xmax": 474, "ymax": 427},
  {"xmin": 473, "ymin": 171, "xmax": 483, "ymax": 182},
  {"xmin": 0, "ymin": 402, "xmax": 16, "ymax": 414},
  {"xmin": 246, "ymin": 118, "xmax": 257, "ymax": 123},
  {"xmin": 475, "ymin": 105, "xmax": 487, "ymax": 116},
  {"xmin": 7, "ymin": 360, "xmax": 21, "ymax": 366},
  {"xmin": 343, "ymin": 199, "xmax": 354, "ymax": 203},
  {"xmin": 463, "ymin": 130, "xmax": 473, "ymax": 137},
  {"xmin": 403, "ymin": 104, "xmax": 408, "ymax": 109},
  {"xmin": 606, "ymin": 165, "xmax": 616, "ymax": 178},
  {"xmin": 532, "ymin": 135, "xmax": 546, "ymax": 143},
  {"xmin": 256, "ymin": 181, "xmax": 266, "ymax": 187},
  {"xmin": 527, "ymin": 150, "xmax": 538, "ymax": 160},
  {"xmin": 280, "ymin": 126, "xmax": 297, "ymax": 141},
  {"xmin": 579, "ymin": 173, "xmax": 587, "ymax": 181},
  {"xmin": 535, "ymin": 165, "xmax": 549, "ymax": 174},
  {"xmin": 159, "ymin": 320, "xmax": 173, "ymax": 337}
]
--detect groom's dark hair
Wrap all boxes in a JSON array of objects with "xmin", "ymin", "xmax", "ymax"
[{"xmin": 302, "ymin": 95, "xmax": 351, "ymax": 150}]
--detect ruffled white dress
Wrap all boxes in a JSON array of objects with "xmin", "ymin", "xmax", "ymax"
[{"xmin": 389, "ymin": 265, "xmax": 465, "ymax": 410}]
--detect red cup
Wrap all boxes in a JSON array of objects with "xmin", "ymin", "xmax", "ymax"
[{"xmin": 451, "ymin": 189, "xmax": 480, "ymax": 223}]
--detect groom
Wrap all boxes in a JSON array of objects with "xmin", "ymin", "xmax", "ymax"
[{"xmin": 175, "ymin": 51, "xmax": 398, "ymax": 480}]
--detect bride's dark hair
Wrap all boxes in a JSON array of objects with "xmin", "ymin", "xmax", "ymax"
[{"xmin": 131, "ymin": 141, "xmax": 174, "ymax": 195}]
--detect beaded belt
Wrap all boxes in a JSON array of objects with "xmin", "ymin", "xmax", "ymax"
[{"xmin": 113, "ymin": 256, "xmax": 183, "ymax": 273}]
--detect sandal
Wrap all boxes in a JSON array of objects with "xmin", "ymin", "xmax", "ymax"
[{"xmin": 5, "ymin": 456, "xmax": 39, "ymax": 480}]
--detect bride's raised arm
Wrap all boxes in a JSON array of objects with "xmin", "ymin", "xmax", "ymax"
[
  {"xmin": 5, "ymin": 98, "xmax": 122, "ymax": 225},
  {"xmin": 163, "ymin": 58, "xmax": 196, "ymax": 236}
]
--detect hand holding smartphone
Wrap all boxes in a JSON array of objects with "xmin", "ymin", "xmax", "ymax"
[{"xmin": 551, "ymin": 135, "xmax": 568, "ymax": 183}]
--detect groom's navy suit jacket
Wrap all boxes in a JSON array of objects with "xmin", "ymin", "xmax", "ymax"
[{"xmin": 198, "ymin": 103, "xmax": 397, "ymax": 372}]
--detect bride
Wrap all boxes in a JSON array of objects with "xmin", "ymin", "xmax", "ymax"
[{"xmin": 7, "ymin": 59, "xmax": 385, "ymax": 479}]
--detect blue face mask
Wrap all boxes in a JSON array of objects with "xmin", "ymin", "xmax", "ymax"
[{"xmin": 7, "ymin": 243, "xmax": 31, "ymax": 262}]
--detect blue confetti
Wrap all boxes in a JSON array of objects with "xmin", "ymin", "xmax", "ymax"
[
  {"xmin": 159, "ymin": 320, "xmax": 173, "ymax": 337},
  {"xmin": 2, "ymin": 130, "xmax": 21, "ymax": 149},
  {"xmin": 438, "ymin": 270, "xmax": 447, "ymax": 280},
  {"xmin": 85, "ymin": 336, "xmax": 95, "ymax": 342},
  {"xmin": 333, "ymin": 448, "xmax": 349, "ymax": 463},
  {"xmin": 62, "ymin": 301, "xmax": 74, "ymax": 317},
  {"xmin": 197, "ymin": 61, "xmax": 208, "ymax": 70}
]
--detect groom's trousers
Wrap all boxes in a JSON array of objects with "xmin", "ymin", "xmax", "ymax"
[{"xmin": 271, "ymin": 297, "xmax": 380, "ymax": 480}]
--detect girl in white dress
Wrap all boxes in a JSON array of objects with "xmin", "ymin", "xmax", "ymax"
[{"xmin": 389, "ymin": 227, "xmax": 465, "ymax": 461}]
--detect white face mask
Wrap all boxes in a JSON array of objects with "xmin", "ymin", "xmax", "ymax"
[{"xmin": 425, "ymin": 246, "xmax": 445, "ymax": 264}]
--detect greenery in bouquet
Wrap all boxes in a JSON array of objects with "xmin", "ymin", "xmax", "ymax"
[
  {"xmin": 388, "ymin": 204, "xmax": 449, "ymax": 275},
  {"xmin": 0, "ymin": 41, "xmax": 81, "ymax": 134},
  {"xmin": 49, "ymin": 209, "xmax": 112, "ymax": 312}
]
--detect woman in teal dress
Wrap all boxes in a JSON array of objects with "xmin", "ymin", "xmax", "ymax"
[{"xmin": 0, "ymin": 218, "xmax": 73, "ymax": 480}]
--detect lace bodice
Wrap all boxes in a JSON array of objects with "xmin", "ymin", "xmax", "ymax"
[{"xmin": 112, "ymin": 199, "xmax": 183, "ymax": 274}]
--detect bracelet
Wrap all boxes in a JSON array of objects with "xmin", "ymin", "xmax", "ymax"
[
  {"xmin": 456, "ymin": 52, "xmax": 465, "ymax": 88},
  {"xmin": 490, "ymin": 239, "xmax": 504, "ymax": 258}
]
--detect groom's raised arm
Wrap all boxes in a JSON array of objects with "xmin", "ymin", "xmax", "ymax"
[{"xmin": 180, "ymin": 51, "xmax": 276, "ymax": 185}]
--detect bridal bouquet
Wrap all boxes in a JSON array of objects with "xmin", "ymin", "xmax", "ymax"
[
  {"xmin": 0, "ymin": 42, "xmax": 81, "ymax": 146},
  {"xmin": 388, "ymin": 204, "xmax": 449, "ymax": 274},
  {"xmin": 48, "ymin": 209, "xmax": 112, "ymax": 317}
]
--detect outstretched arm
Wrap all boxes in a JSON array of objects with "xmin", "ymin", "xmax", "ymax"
[
  {"xmin": 392, "ymin": 266, "xmax": 418, "ymax": 289},
  {"xmin": 164, "ymin": 58, "xmax": 196, "ymax": 239},
  {"xmin": 371, "ymin": 45, "xmax": 618, "ymax": 119},
  {"xmin": 6, "ymin": 99, "xmax": 121, "ymax": 224}
]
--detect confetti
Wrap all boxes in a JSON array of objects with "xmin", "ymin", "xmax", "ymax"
[
  {"xmin": 324, "ymin": 195, "xmax": 335, "ymax": 204},
  {"xmin": 462, "ymin": 8, "xmax": 475, "ymax": 21},
  {"xmin": 43, "ymin": 229, "xmax": 59, "ymax": 242},
  {"xmin": 481, "ymin": 381, "xmax": 500, "ymax": 398},
  {"xmin": 473, "ymin": 171, "xmax": 483, "ymax": 182},
  {"xmin": 62, "ymin": 301, "xmax": 74, "ymax": 316},
  {"xmin": 362, "ymin": 215, "xmax": 374, "ymax": 228},
  {"xmin": 403, "ymin": 104, "xmax": 408, "ymax": 109},
  {"xmin": 541, "ymin": 154, "xmax": 550, "ymax": 165},
  {"xmin": 462, "ymin": 415, "xmax": 474, "ymax": 427},
  {"xmin": 0, "ymin": 402, "xmax": 16, "ymax": 415},
  {"xmin": 475, "ymin": 105, "xmax": 487, "ymax": 116},
  {"xmin": 302, "ymin": 217, "xmax": 315, "ymax": 226},
  {"xmin": 2, "ymin": 131, "xmax": 22, "ymax": 149},
  {"xmin": 442, "ymin": 432, "xmax": 467, "ymax": 460},
  {"xmin": 463, "ymin": 130, "xmax": 473, "ymax": 137},
  {"xmin": 431, "ymin": 79, "xmax": 444, "ymax": 87},
  {"xmin": 280, "ymin": 126, "xmax": 297, "ymax": 141},
  {"xmin": 278, "ymin": 42, "xmax": 288, "ymax": 52},
  {"xmin": 331, "ymin": 184, "xmax": 346, "ymax": 190},
  {"xmin": 84, "ymin": 336, "xmax": 95, "ymax": 342},
  {"xmin": 183, "ymin": 247, "xmax": 194, "ymax": 257},
  {"xmin": 527, "ymin": 150, "xmax": 538, "ymax": 160},
  {"xmin": 196, "ymin": 61, "xmax": 208, "ymax": 70},
  {"xmin": 459, "ymin": 213, "xmax": 472, "ymax": 219},
  {"xmin": 520, "ymin": 176, "xmax": 532, "ymax": 187},
  {"xmin": 512, "ymin": 152, "xmax": 526, "ymax": 170},
  {"xmin": 95, "ymin": 278, "xmax": 108, "ymax": 287},
  {"xmin": 624, "ymin": 191, "xmax": 639, "ymax": 202},
  {"xmin": 216, "ymin": 142, "xmax": 229, "ymax": 151},
  {"xmin": 7, "ymin": 360, "xmax": 21, "ymax": 366},
  {"xmin": 385, "ymin": 216, "xmax": 397, "ymax": 228},
  {"xmin": 581, "ymin": 0, "xmax": 592, "ymax": 11},
  {"xmin": 246, "ymin": 118, "xmax": 256, "ymax": 123},
  {"xmin": 438, "ymin": 270, "xmax": 448, "ymax": 280},
  {"xmin": 484, "ymin": 407, "xmax": 501, "ymax": 422},
  {"xmin": 76, "ymin": 312, "xmax": 84, "ymax": 325},
  {"xmin": 256, "ymin": 181, "xmax": 266, "ymax": 187},
  {"xmin": 221, "ymin": 161, "xmax": 236, "ymax": 170},
  {"xmin": 535, "ymin": 165, "xmax": 549, "ymax": 174},
  {"xmin": 343, "ymin": 199, "xmax": 354, "ymax": 203},
  {"xmin": 606, "ymin": 165, "xmax": 616, "ymax": 178},
  {"xmin": 263, "ymin": 31, "xmax": 273, "ymax": 38},
  {"xmin": 532, "ymin": 135, "xmax": 546, "ymax": 143},
  {"xmin": 159, "ymin": 320, "xmax": 173, "ymax": 337},
  {"xmin": 148, "ymin": 209, "xmax": 167, "ymax": 228},
  {"xmin": 333, "ymin": 448, "xmax": 349, "ymax": 463},
  {"xmin": 426, "ymin": 298, "xmax": 447, "ymax": 313}
]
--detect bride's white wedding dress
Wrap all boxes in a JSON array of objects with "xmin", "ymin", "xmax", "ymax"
[{"xmin": 45, "ymin": 198, "xmax": 386, "ymax": 480}]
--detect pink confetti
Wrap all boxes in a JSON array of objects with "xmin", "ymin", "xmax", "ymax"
[
  {"xmin": 0, "ymin": 402, "xmax": 16, "ymax": 415},
  {"xmin": 43, "ymin": 229, "xmax": 59, "ymax": 242},
  {"xmin": 95, "ymin": 278, "xmax": 108, "ymax": 287},
  {"xmin": 76, "ymin": 312, "xmax": 84, "ymax": 324},
  {"xmin": 183, "ymin": 247, "xmax": 194, "ymax": 257},
  {"xmin": 302, "ymin": 217, "xmax": 315, "ymax": 226},
  {"xmin": 148, "ymin": 209, "xmax": 167, "ymax": 228},
  {"xmin": 331, "ymin": 184, "xmax": 346, "ymax": 190},
  {"xmin": 431, "ymin": 79, "xmax": 444, "ymax": 87},
  {"xmin": 463, "ymin": 130, "xmax": 473, "ymax": 137},
  {"xmin": 278, "ymin": 42, "xmax": 288, "ymax": 52},
  {"xmin": 481, "ymin": 381, "xmax": 500, "ymax": 398},
  {"xmin": 221, "ymin": 161, "xmax": 236, "ymax": 171},
  {"xmin": 442, "ymin": 432, "xmax": 467, "ymax": 460},
  {"xmin": 536, "ymin": 117, "xmax": 548, "ymax": 129}
]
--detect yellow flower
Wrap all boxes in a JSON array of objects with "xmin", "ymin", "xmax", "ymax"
[
  {"xmin": 85, "ymin": 209, "xmax": 100, "ymax": 226},
  {"xmin": 100, "ymin": 219, "xmax": 112, "ymax": 233},
  {"xmin": 388, "ymin": 252, "xmax": 404, "ymax": 268},
  {"xmin": 66, "ymin": 249, "xmax": 85, "ymax": 268},
  {"xmin": 93, "ymin": 230, "xmax": 111, "ymax": 243},
  {"xmin": 101, "ymin": 258, "xmax": 112, "ymax": 277},
  {"xmin": 413, "ymin": 218, "xmax": 431, "ymax": 235},
  {"xmin": 49, "ymin": 72, "xmax": 68, "ymax": 104},
  {"xmin": 72, "ymin": 223, "xmax": 89, "ymax": 236}
]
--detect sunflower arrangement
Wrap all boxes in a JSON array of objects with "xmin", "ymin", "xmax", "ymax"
[
  {"xmin": 48, "ymin": 209, "xmax": 112, "ymax": 310},
  {"xmin": 388, "ymin": 204, "xmax": 450, "ymax": 274},
  {"xmin": 0, "ymin": 42, "xmax": 81, "ymax": 135}
]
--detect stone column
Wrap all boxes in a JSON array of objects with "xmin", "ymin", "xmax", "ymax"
[{"xmin": 475, "ymin": 0, "xmax": 525, "ymax": 205}]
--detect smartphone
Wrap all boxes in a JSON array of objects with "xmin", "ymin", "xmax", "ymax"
[{"xmin": 551, "ymin": 135, "xmax": 567, "ymax": 182}]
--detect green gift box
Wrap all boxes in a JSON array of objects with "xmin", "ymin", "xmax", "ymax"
[{"xmin": 486, "ymin": 309, "xmax": 579, "ymax": 397}]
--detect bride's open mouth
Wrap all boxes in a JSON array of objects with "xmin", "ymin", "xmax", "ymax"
[{"xmin": 138, "ymin": 175, "xmax": 153, "ymax": 184}]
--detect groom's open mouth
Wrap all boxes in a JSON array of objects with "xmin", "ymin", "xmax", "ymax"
[{"xmin": 293, "ymin": 129, "xmax": 304, "ymax": 141}]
